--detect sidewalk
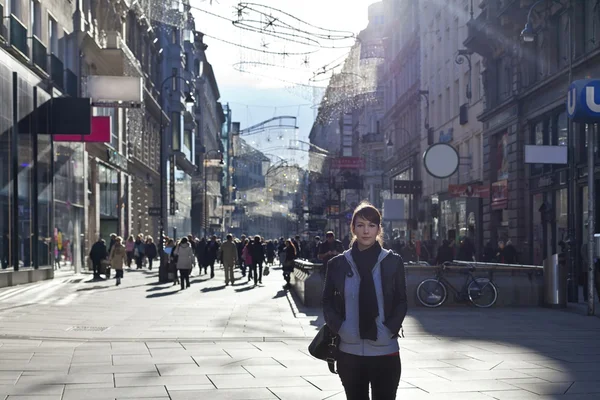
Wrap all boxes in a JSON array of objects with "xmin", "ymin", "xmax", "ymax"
[{"xmin": 0, "ymin": 265, "xmax": 599, "ymax": 399}]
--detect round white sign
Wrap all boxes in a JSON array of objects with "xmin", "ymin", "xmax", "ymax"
[{"xmin": 423, "ymin": 143, "xmax": 459, "ymax": 179}]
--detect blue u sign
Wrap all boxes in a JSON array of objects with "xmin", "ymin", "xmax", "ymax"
[{"xmin": 567, "ymin": 79, "xmax": 600, "ymax": 123}]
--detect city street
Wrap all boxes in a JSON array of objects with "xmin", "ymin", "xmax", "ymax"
[{"xmin": 0, "ymin": 267, "xmax": 598, "ymax": 399}]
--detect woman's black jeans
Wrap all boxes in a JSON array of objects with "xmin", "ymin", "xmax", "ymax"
[{"xmin": 337, "ymin": 351, "xmax": 401, "ymax": 400}]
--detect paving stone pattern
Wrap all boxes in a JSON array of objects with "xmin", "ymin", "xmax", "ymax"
[{"xmin": 0, "ymin": 265, "xmax": 599, "ymax": 399}]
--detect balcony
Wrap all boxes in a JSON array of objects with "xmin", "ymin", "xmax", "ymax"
[
  {"xmin": 65, "ymin": 68, "xmax": 78, "ymax": 97},
  {"xmin": 360, "ymin": 132, "xmax": 384, "ymax": 144},
  {"xmin": 50, "ymin": 53, "xmax": 64, "ymax": 90},
  {"xmin": 31, "ymin": 36, "xmax": 48, "ymax": 74},
  {"xmin": 9, "ymin": 14, "xmax": 29, "ymax": 59}
]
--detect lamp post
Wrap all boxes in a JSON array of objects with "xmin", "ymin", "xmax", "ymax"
[
  {"xmin": 157, "ymin": 74, "xmax": 194, "ymax": 283},
  {"xmin": 203, "ymin": 149, "xmax": 223, "ymax": 238},
  {"xmin": 520, "ymin": 0, "xmax": 577, "ymax": 303}
]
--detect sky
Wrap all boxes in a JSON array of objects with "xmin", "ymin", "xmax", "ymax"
[{"xmin": 187, "ymin": 0, "xmax": 376, "ymax": 166}]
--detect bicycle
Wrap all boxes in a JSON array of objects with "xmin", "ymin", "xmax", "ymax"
[{"xmin": 416, "ymin": 262, "xmax": 498, "ymax": 308}]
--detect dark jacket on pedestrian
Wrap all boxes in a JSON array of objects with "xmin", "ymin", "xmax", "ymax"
[
  {"xmin": 482, "ymin": 241, "xmax": 495, "ymax": 262},
  {"xmin": 145, "ymin": 242, "xmax": 157, "ymax": 259},
  {"xmin": 501, "ymin": 243, "xmax": 518, "ymax": 264},
  {"xmin": 457, "ymin": 238, "xmax": 476, "ymax": 262},
  {"xmin": 436, "ymin": 241, "xmax": 454, "ymax": 265},
  {"xmin": 196, "ymin": 239, "xmax": 207, "ymax": 263},
  {"xmin": 89, "ymin": 240, "xmax": 108, "ymax": 263},
  {"xmin": 323, "ymin": 248, "xmax": 407, "ymax": 356},
  {"xmin": 400, "ymin": 244, "xmax": 417, "ymax": 263},
  {"xmin": 206, "ymin": 240, "xmax": 220, "ymax": 263},
  {"xmin": 250, "ymin": 241, "xmax": 265, "ymax": 264}
]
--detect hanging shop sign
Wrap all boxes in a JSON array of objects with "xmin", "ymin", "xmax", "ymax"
[
  {"xmin": 448, "ymin": 184, "xmax": 490, "ymax": 198},
  {"xmin": 423, "ymin": 143, "xmax": 459, "ymax": 179},
  {"xmin": 54, "ymin": 116, "xmax": 111, "ymax": 143},
  {"xmin": 332, "ymin": 157, "xmax": 366, "ymax": 169},
  {"xmin": 87, "ymin": 76, "xmax": 143, "ymax": 106}
]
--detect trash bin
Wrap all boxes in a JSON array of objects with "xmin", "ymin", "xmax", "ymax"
[{"xmin": 544, "ymin": 253, "xmax": 567, "ymax": 307}]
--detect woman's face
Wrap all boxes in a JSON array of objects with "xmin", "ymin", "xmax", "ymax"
[{"xmin": 353, "ymin": 216, "xmax": 380, "ymax": 248}]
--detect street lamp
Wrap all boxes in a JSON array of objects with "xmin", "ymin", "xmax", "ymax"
[
  {"xmin": 203, "ymin": 149, "xmax": 223, "ymax": 238},
  {"xmin": 455, "ymin": 49, "xmax": 473, "ymax": 101},
  {"xmin": 520, "ymin": 0, "xmax": 565, "ymax": 43},
  {"xmin": 158, "ymin": 74, "xmax": 194, "ymax": 256}
]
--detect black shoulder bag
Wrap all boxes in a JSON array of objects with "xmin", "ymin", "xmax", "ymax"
[{"xmin": 308, "ymin": 324, "xmax": 339, "ymax": 374}]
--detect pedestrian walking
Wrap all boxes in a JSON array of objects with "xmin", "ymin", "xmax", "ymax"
[
  {"xmin": 250, "ymin": 235, "xmax": 265, "ymax": 286},
  {"xmin": 145, "ymin": 237, "xmax": 157, "ymax": 270},
  {"xmin": 221, "ymin": 234, "xmax": 238, "ymax": 286},
  {"xmin": 125, "ymin": 236, "xmax": 135, "ymax": 268},
  {"xmin": 237, "ymin": 235, "xmax": 247, "ymax": 277},
  {"xmin": 318, "ymin": 231, "xmax": 344, "ymax": 268},
  {"xmin": 174, "ymin": 237, "xmax": 194, "ymax": 290},
  {"xmin": 205, "ymin": 235, "xmax": 220, "ymax": 278},
  {"xmin": 282, "ymin": 239, "xmax": 297, "ymax": 290},
  {"xmin": 109, "ymin": 236, "xmax": 126, "ymax": 286},
  {"xmin": 196, "ymin": 237, "xmax": 207, "ymax": 274},
  {"xmin": 242, "ymin": 239, "xmax": 253, "ymax": 281},
  {"xmin": 322, "ymin": 201, "xmax": 407, "ymax": 399},
  {"xmin": 165, "ymin": 239, "xmax": 178, "ymax": 285},
  {"xmin": 89, "ymin": 238, "xmax": 108, "ymax": 280},
  {"xmin": 266, "ymin": 240, "xmax": 276, "ymax": 266},
  {"xmin": 134, "ymin": 236, "xmax": 145, "ymax": 270}
]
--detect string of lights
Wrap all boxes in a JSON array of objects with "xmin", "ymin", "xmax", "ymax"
[
  {"xmin": 202, "ymin": 32, "xmax": 318, "ymax": 56},
  {"xmin": 191, "ymin": 3, "xmax": 355, "ymax": 49},
  {"xmin": 237, "ymin": 2, "xmax": 356, "ymax": 37}
]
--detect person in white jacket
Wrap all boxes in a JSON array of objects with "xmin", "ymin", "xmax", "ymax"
[{"xmin": 174, "ymin": 237, "xmax": 194, "ymax": 290}]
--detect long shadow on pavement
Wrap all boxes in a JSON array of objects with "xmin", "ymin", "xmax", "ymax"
[
  {"xmin": 201, "ymin": 285, "xmax": 226, "ymax": 293},
  {"xmin": 234, "ymin": 285, "xmax": 256, "ymax": 293},
  {"xmin": 146, "ymin": 290, "xmax": 180, "ymax": 298}
]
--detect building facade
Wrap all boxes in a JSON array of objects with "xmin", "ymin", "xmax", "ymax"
[
  {"xmin": 463, "ymin": 0, "xmax": 594, "ymax": 273},
  {"xmin": 0, "ymin": 0, "xmax": 83, "ymax": 270},
  {"xmin": 419, "ymin": 0, "xmax": 485, "ymax": 251},
  {"xmin": 381, "ymin": 0, "xmax": 422, "ymax": 241},
  {"xmin": 190, "ymin": 31, "xmax": 223, "ymax": 237}
]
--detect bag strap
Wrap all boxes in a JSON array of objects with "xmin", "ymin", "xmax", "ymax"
[
  {"xmin": 327, "ymin": 359, "xmax": 337, "ymax": 374},
  {"xmin": 326, "ymin": 335, "xmax": 338, "ymax": 374}
]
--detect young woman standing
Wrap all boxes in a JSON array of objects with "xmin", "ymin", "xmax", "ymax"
[{"xmin": 322, "ymin": 202, "xmax": 407, "ymax": 399}]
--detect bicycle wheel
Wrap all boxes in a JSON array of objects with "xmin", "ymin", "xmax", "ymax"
[
  {"xmin": 416, "ymin": 279, "xmax": 447, "ymax": 308},
  {"xmin": 468, "ymin": 278, "xmax": 498, "ymax": 308}
]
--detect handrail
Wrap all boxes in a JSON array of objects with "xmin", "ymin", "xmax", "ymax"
[{"xmin": 446, "ymin": 260, "xmax": 543, "ymax": 270}]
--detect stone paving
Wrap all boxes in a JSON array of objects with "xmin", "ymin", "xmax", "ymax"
[{"xmin": 0, "ymin": 265, "xmax": 598, "ymax": 399}]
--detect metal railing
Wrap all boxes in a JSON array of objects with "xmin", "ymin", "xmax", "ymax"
[
  {"xmin": 9, "ymin": 14, "xmax": 28, "ymax": 57},
  {"xmin": 31, "ymin": 35, "xmax": 47, "ymax": 72},
  {"xmin": 446, "ymin": 260, "xmax": 543, "ymax": 271}
]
